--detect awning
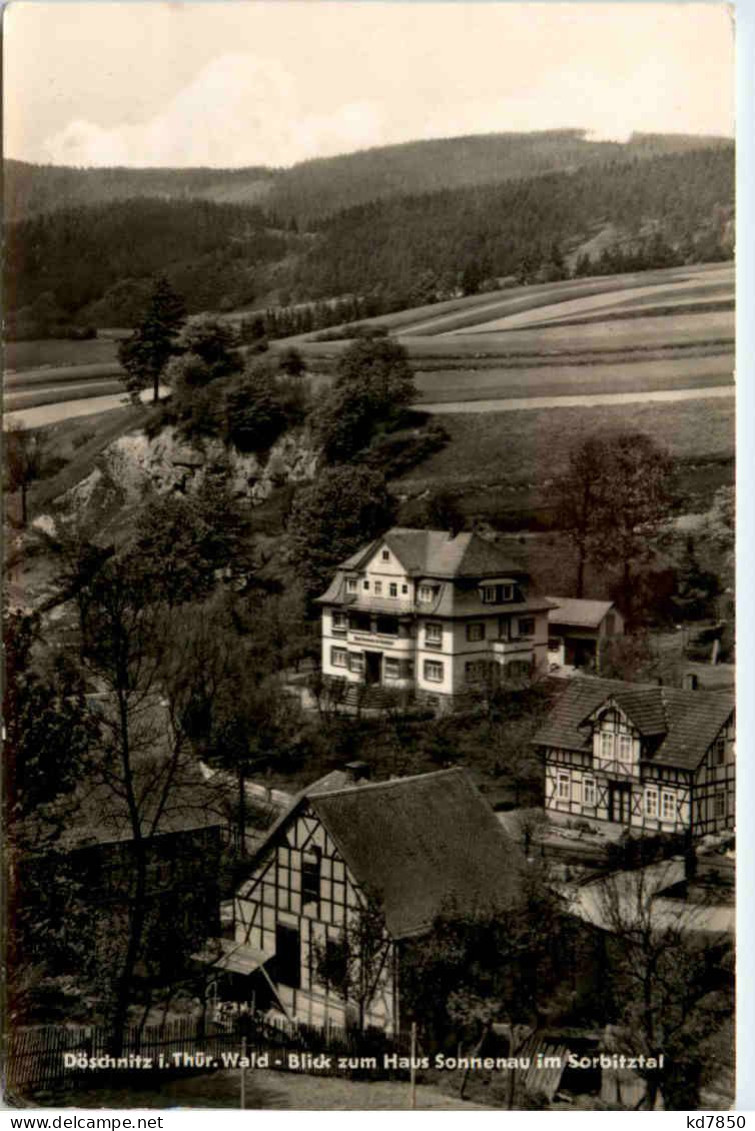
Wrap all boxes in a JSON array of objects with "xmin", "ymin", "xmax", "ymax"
[{"xmin": 191, "ymin": 938, "xmax": 273, "ymax": 976}]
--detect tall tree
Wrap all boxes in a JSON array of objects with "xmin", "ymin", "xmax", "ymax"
[
  {"xmin": 288, "ymin": 466, "xmax": 397, "ymax": 601},
  {"xmin": 117, "ymin": 276, "xmax": 186, "ymax": 403},
  {"xmin": 4, "ymin": 423, "xmax": 46, "ymax": 527},
  {"xmin": 313, "ymin": 890, "xmax": 393, "ymax": 1032},
  {"xmin": 555, "ymin": 435, "xmax": 607, "ymax": 598},
  {"xmin": 598, "ymin": 865, "xmax": 733, "ymax": 1110},
  {"xmin": 590, "ymin": 433, "xmax": 674, "ymax": 624}
]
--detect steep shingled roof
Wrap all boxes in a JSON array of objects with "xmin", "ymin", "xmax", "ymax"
[
  {"xmin": 249, "ymin": 768, "xmax": 522, "ymax": 940},
  {"xmin": 309, "ymin": 768, "xmax": 522, "ymax": 939},
  {"xmin": 340, "ymin": 529, "xmax": 525, "ymax": 581},
  {"xmin": 532, "ymin": 676, "xmax": 734, "ymax": 771}
]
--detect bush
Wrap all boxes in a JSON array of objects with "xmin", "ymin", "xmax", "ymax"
[{"xmin": 224, "ymin": 365, "xmax": 288, "ymax": 453}]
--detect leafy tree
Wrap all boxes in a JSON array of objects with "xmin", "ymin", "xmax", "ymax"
[
  {"xmin": 312, "ymin": 890, "xmax": 393, "ymax": 1032},
  {"xmin": 277, "ymin": 346, "xmax": 305, "ymax": 376},
  {"xmin": 117, "ymin": 276, "xmax": 186, "ymax": 403},
  {"xmin": 223, "ymin": 361, "xmax": 289, "ymax": 453},
  {"xmin": 288, "ymin": 466, "xmax": 397, "ymax": 600},
  {"xmin": 4, "ymin": 608, "xmax": 99, "ymax": 1018},
  {"xmin": 176, "ymin": 317, "xmax": 240, "ymax": 378},
  {"xmin": 129, "ymin": 480, "xmax": 249, "ymax": 605},
  {"xmin": 313, "ymin": 335, "xmax": 415, "ymax": 463},
  {"xmin": 4, "ymin": 423, "xmax": 46, "ymax": 526}
]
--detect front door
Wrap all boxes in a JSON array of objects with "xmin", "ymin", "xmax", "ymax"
[
  {"xmin": 365, "ymin": 651, "xmax": 382, "ymax": 685},
  {"xmin": 609, "ymin": 782, "xmax": 632, "ymax": 825}
]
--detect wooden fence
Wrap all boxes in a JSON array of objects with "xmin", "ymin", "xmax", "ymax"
[{"xmin": 4, "ymin": 1014, "xmax": 410, "ymax": 1099}]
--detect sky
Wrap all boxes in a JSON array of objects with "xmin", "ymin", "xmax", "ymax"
[{"xmin": 4, "ymin": 2, "xmax": 735, "ymax": 169}]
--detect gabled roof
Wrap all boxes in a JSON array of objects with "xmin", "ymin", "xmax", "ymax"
[
  {"xmin": 532, "ymin": 676, "xmax": 734, "ymax": 771},
  {"xmin": 340, "ymin": 528, "xmax": 526, "ymax": 581},
  {"xmin": 251, "ymin": 768, "xmax": 522, "ymax": 940},
  {"xmin": 546, "ymin": 597, "xmax": 616, "ymax": 629}
]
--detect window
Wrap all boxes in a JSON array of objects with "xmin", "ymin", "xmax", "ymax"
[
  {"xmin": 645, "ymin": 787, "xmax": 658, "ymax": 818},
  {"xmin": 425, "ymin": 622, "xmax": 443, "ymax": 647},
  {"xmin": 465, "ymin": 660, "xmax": 485, "ymax": 683},
  {"xmin": 583, "ymin": 777, "xmax": 596, "ymax": 807},
  {"xmin": 349, "ymin": 652, "xmax": 364, "ymax": 674},
  {"xmin": 548, "ymin": 637, "xmax": 561, "ymax": 652},
  {"xmin": 618, "ymin": 735, "xmax": 632, "ymax": 763},
  {"xmin": 661, "ymin": 791, "xmax": 676, "ymax": 821},
  {"xmin": 483, "ymin": 584, "xmax": 513, "ymax": 603},
  {"xmin": 332, "ymin": 611, "xmax": 348, "ymax": 634},
  {"xmin": 376, "ymin": 615, "xmax": 398, "ymax": 636},
  {"xmin": 382, "ymin": 549, "xmax": 390, "ymax": 561},
  {"xmin": 374, "ymin": 581, "xmax": 383, "ymax": 596},
  {"xmin": 346, "ymin": 578, "xmax": 358, "ymax": 594},
  {"xmin": 418, "ymin": 585, "xmax": 434, "ymax": 603},
  {"xmin": 714, "ymin": 791, "xmax": 726, "ymax": 818},
  {"xmin": 400, "ymin": 660, "xmax": 415, "ymax": 679},
  {"xmin": 557, "ymin": 771, "xmax": 570, "ymax": 801},
  {"xmin": 424, "ymin": 659, "xmax": 444, "ymax": 683},
  {"xmin": 302, "ymin": 848, "xmax": 321, "ymax": 907},
  {"xmin": 518, "ymin": 617, "xmax": 535, "ymax": 637},
  {"xmin": 601, "ymin": 732, "xmax": 615, "ymax": 760},
  {"xmin": 274, "ymin": 924, "xmax": 301, "ymax": 990},
  {"xmin": 402, "ymin": 584, "xmax": 408, "ymax": 594},
  {"xmin": 571, "ymin": 778, "xmax": 581, "ymax": 804},
  {"xmin": 363, "ymin": 579, "xmax": 370, "ymax": 590},
  {"xmin": 466, "ymin": 622, "xmax": 485, "ymax": 642},
  {"xmin": 331, "ymin": 647, "xmax": 348, "ymax": 668},
  {"xmin": 714, "ymin": 736, "xmax": 726, "ymax": 765},
  {"xmin": 389, "ymin": 583, "xmax": 398, "ymax": 598},
  {"xmin": 384, "ymin": 657, "xmax": 400, "ymax": 679}
]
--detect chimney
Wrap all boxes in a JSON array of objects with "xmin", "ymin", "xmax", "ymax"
[{"xmin": 344, "ymin": 761, "xmax": 371, "ymax": 784}]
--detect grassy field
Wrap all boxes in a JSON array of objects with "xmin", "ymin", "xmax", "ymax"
[
  {"xmin": 397, "ymin": 396, "xmax": 735, "ymax": 496},
  {"xmin": 5, "ymin": 337, "xmax": 119, "ymax": 372},
  {"xmin": 412, "ymin": 355, "xmax": 734, "ymax": 404},
  {"xmin": 6, "ymin": 379, "xmax": 126, "ymax": 412}
]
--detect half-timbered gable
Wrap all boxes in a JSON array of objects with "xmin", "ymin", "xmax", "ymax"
[
  {"xmin": 232, "ymin": 767, "xmax": 521, "ymax": 1034},
  {"xmin": 535, "ymin": 677, "xmax": 734, "ymax": 837}
]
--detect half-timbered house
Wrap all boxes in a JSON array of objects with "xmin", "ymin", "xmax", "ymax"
[
  {"xmin": 227, "ymin": 767, "xmax": 521, "ymax": 1033},
  {"xmin": 534, "ymin": 677, "xmax": 735, "ymax": 836}
]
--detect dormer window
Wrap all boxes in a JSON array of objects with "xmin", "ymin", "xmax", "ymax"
[
  {"xmin": 418, "ymin": 585, "xmax": 434, "ymax": 603},
  {"xmin": 346, "ymin": 578, "xmax": 358, "ymax": 595},
  {"xmin": 481, "ymin": 583, "xmax": 514, "ymax": 604},
  {"xmin": 618, "ymin": 735, "xmax": 632, "ymax": 763},
  {"xmin": 601, "ymin": 732, "xmax": 614, "ymax": 759}
]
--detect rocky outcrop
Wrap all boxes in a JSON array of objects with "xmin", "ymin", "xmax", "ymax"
[
  {"xmin": 42, "ymin": 425, "xmax": 320, "ymax": 538},
  {"xmin": 102, "ymin": 425, "xmax": 319, "ymax": 504}
]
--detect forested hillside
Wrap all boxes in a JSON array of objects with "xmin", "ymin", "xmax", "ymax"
[
  {"xmin": 5, "ymin": 141, "xmax": 733, "ymax": 334},
  {"xmin": 6, "ymin": 130, "xmax": 729, "ymax": 224},
  {"xmin": 292, "ymin": 147, "xmax": 734, "ymax": 301}
]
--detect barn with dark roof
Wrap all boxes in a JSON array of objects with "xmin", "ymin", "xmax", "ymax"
[
  {"xmin": 228, "ymin": 767, "xmax": 523, "ymax": 1033},
  {"xmin": 533, "ymin": 676, "xmax": 735, "ymax": 836}
]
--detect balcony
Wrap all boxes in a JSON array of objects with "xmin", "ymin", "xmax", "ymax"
[{"xmin": 491, "ymin": 639, "xmax": 535, "ymax": 658}]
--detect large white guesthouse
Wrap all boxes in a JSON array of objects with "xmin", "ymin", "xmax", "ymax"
[{"xmin": 316, "ymin": 528, "xmax": 553, "ymax": 708}]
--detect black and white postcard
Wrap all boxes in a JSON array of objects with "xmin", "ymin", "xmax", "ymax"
[{"xmin": 3, "ymin": 0, "xmax": 740, "ymax": 1114}]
